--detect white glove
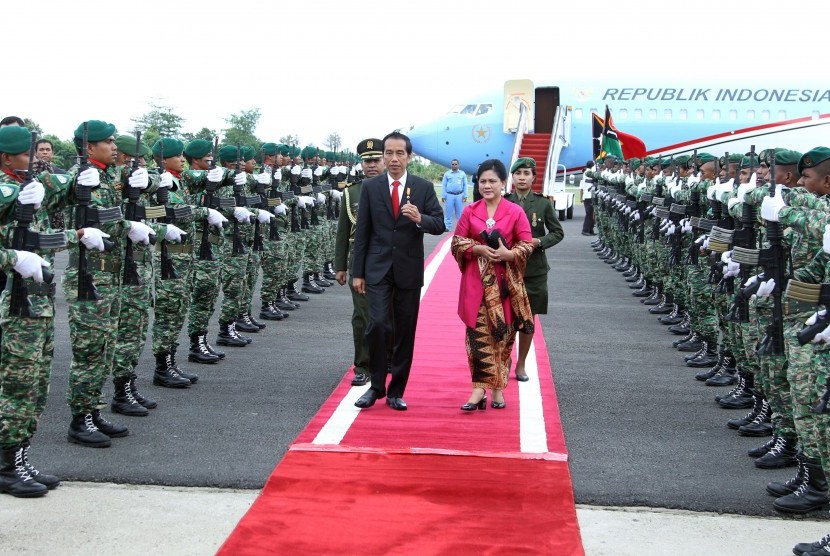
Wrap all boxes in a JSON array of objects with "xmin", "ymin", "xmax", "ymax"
[
  {"xmin": 349, "ymin": 167, "xmax": 357, "ymax": 177},
  {"xmin": 632, "ymin": 212, "xmax": 641, "ymax": 222},
  {"xmin": 637, "ymin": 183, "xmax": 646, "ymax": 192},
  {"xmin": 813, "ymin": 324, "xmax": 830, "ymax": 344},
  {"xmin": 18, "ymin": 180, "xmax": 45, "ymax": 208},
  {"xmin": 274, "ymin": 204, "xmax": 286, "ymax": 215},
  {"xmin": 301, "ymin": 168, "xmax": 312, "ymax": 180},
  {"xmin": 77, "ymin": 167, "xmax": 100, "ymax": 187},
  {"xmin": 301, "ymin": 195, "xmax": 315, "ymax": 206},
  {"xmin": 724, "ymin": 260, "xmax": 740, "ymax": 278},
  {"xmin": 316, "ymin": 192, "xmax": 325, "ymax": 204},
  {"xmin": 290, "ymin": 165, "xmax": 301, "ymax": 176},
  {"xmin": 806, "ymin": 309, "xmax": 827, "ymax": 327},
  {"xmin": 207, "ymin": 208, "xmax": 227, "ymax": 227},
  {"xmin": 207, "ymin": 167, "xmax": 224, "ymax": 182},
  {"xmin": 296, "ymin": 196, "xmax": 305, "ymax": 208},
  {"xmin": 623, "ymin": 206, "xmax": 631, "ymax": 215},
  {"xmin": 158, "ymin": 171, "xmax": 174, "ymax": 189},
  {"xmin": 756, "ymin": 278, "xmax": 776, "ymax": 297},
  {"xmin": 625, "ymin": 176, "xmax": 635, "ymax": 186},
  {"xmin": 127, "ymin": 221, "xmax": 154, "ymax": 245},
  {"xmin": 256, "ymin": 172, "xmax": 271, "ymax": 185},
  {"xmin": 313, "ymin": 166, "xmax": 324, "ymax": 177},
  {"xmin": 706, "ymin": 183, "xmax": 718, "ymax": 201},
  {"xmin": 743, "ymin": 273, "xmax": 763, "ymax": 288},
  {"xmin": 681, "ymin": 219, "xmax": 692, "ymax": 234},
  {"xmin": 329, "ymin": 166, "xmax": 340, "ymax": 176},
  {"xmin": 687, "ymin": 173, "xmax": 701, "ymax": 186},
  {"xmin": 695, "ymin": 234, "xmax": 708, "ymax": 245},
  {"xmin": 233, "ymin": 172, "xmax": 247, "ymax": 186},
  {"xmin": 233, "ymin": 206, "xmax": 253, "ymax": 223},
  {"xmin": 128, "ymin": 167, "xmax": 149, "ymax": 189},
  {"xmin": 12, "ymin": 250, "xmax": 50, "ymax": 283},
  {"xmin": 760, "ymin": 185, "xmax": 786, "ymax": 222},
  {"xmin": 736, "ymin": 172, "xmax": 757, "ymax": 201},
  {"xmin": 256, "ymin": 210, "xmax": 274, "ymax": 223},
  {"xmin": 824, "ymin": 224, "xmax": 830, "ymax": 255},
  {"xmin": 702, "ymin": 237, "xmax": 710, "ymax": 250},
  {"xmin": 339, "ymin": 165, "xmax": 349, "ymax": 174},
  {"xmin": 666, "ymin": 224, "xmax": 676, "ymax": 236},
  {"xmin": 332, "ymin": 190, "xmax": 342, "ymax": 202},
  {"xmin": 164, "ymin": 224, "xmax": 187, "ymax": 242},
  {"xmin": 720, "ymin": 250, "xmax": 733, "ymax": 263},
  {"xmin": 716, "ymin": 179, "xmax": 734, "ymax": 200},
  {"xmin": 727, "ymin": 197, "xmax": 742, "ymax": 210},
  {"xmin": 79, "ymin": 228, "xmax": 110, "ymax": 251}
]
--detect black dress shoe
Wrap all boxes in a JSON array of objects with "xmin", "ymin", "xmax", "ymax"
[
  {"xmin": 355, "ymin": 389, "xmax": 382, "ymax": 408},
  {"xmin": 351, "ymin": 373, "xmax": 370, "ymax": 386},
  {"xmin": 386, "ymin": 397, "xmax": 408, "ymax": 411},
  {"xmin": 515, "ymin": 374, "xmax": 529, "ymax": 382}
]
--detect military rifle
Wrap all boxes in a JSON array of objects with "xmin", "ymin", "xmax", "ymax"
[
  {"xmin": 251, "ymin": 148, "xmax": 266, "ymax": 252},
  {"xmin": 74, "ymin": 121, "xmax": 119, "ymax": 301},
  {"xmin": 198, "ymin": 137, "xmax": 233, "ymax": 261},
  {"xmin": 122, "ymin": 131, "xmax": 159, "ymax": 286},
  {"xmin": 728, "ymin": 146, "xmax": 758, "ymax": 321},
  {"xmin": 266, "ymin": 149, "xmax": 282, "ymax": 242},
  {"xmin": 232, "ymin": 144, "xmax": 249, "ymax": 256},
  {"xmin": 155, "ymin": 141, "xmax": 187, "ymax": 280},
  {"xmin": 8, "ymin": 131, "xmax": 66, "ymax": 317}
]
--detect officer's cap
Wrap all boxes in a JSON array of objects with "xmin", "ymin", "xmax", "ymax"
[
  {"xmin": 357, "ymin": 138, "xmax": 383, "ymax": 160},
  {"xmin": 510, "ymin": 157, "xmax": 536, "ymax": 174}
]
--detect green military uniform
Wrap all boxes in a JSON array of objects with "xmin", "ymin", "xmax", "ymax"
[
  {"xmin": 255, "ymin": 143, "xmax": 290, "ymax": 320},
  {"xmin": 505, "ymin": 157, "xmax": 564, "ymax": 315}
]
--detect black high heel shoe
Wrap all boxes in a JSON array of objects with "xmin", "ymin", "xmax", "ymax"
[
  {"xmin": 460, "ymin": 396, "xmax": 487, "ymax": 411},
  {"xmin": 491, "ymin": 400, "xmax": 506, "ymax": 409}
]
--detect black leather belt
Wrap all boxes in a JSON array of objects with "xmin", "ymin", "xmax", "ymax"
[
  {"xmin": 5, "ymin": 275, "xmax": 56, "ymax": 297},
  {"xmin": 68, "ymin": 252, "xmax": 122, "ymax": 273}
]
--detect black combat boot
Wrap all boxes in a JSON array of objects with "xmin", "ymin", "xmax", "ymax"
[
  {"xmin": 704, "ymin": 359, "xmax": 738, "ymax": 385},
  {"xmin": 695, "ymin": 351, "xmax": 734, "ymax": 381},
  {"xmin": 235, "ymin": 312, "xmax": 261, "ymax": 333},
  {"xmin": 260, "ymin": 300, "xmax": 286, "ymax": 321},
  {"xmin": 217, "ymin": 321, "xmax": 249, "ymax": 347},
  {"xmin": 773, "ymin": 458, "xmax": 829, "ymax": 514},
  {"xmin": 717, "ymin": 371, "xmax": 755, "ymax": 408},
  {"xmin": 673, "ymin": 330, "xmax": 697, "ymax": 349},
  {"xmin": 629, "ymin": 274, "xmax": 646, "ymax": 288},
  {"xmin": 91, "ymin": 409, "xmax": 129, "ymax": 438},
  {"xmin": 302, "ymin": 272, "xmax": 324, "ymax": 294},
  {"xmin": 792, "ymin": 532, "xmax": 830, "ymax": 556},
  {"xmin": 170, "ymin": 347, "xmax": 198, "ymax": 384},
  {"xmin": 0, "ymin": 445, "xmax": 48, "ymax": 497},
  {"xmin": 20, "ymin": 441, "xmax": 59, "ymax": 490},
  {"xmin": 768, "ymin": 453, "xmax": 807, "ymax": 497},
  {"xmin": 623, "ymin": 266, "xmax": 639, "ymax": 279},
  {"xmin": 737, "ymin": 405, "xmax": 773, "ymax": 437},
  {"xmin": 67, "ymin": 413, "xmax": 112, "ymax": 448},
  {"xmin": 188, "ymin": 333, "xmax": 220, "ymax": 364},
  {"xmin": 632, "ymin": 279, "xmax": 653, "ymax": 297},
  {"xmin": 275, "ymin": 287, "xmax": 298, "ymax": 310},
  {"xmin": 203, "ymin": 332, "xmax": 225, "ymax": 359},
  {"xmin": 748, "ymin": 435, "xmax": 779, "ymax": 458},
  {"xmin": 323, "ymin": 261, "xmax": 337, "ymax": 281},
  {"xmin": 286, "ymin": 281, "xmax": 309, "ymax": 301},
  {"xmin": 604, "ymin": 252, "xmax": 620, "ymax": 264},
  {"xmin": 649, "ymin": 293, "xmax": 674, "ymax": 315},
  {"xmin": 129, "ymin": 373, "xmax": 157, "ymax": 409},
  {"xmin": 247, "ymin": 312, "xmax": 266, "ymax": 329},
  {"xmin": 153, "ymin": 353, "xmax": 192, "ymax": 388},
  {"xmin": 755, "ymin": 434, "xmax": 798, "ymax": 468},
  {"xmin": 727, "ymin": 394, "xmax": 766, "ymax": 430},
  {"xmin": 111, "ymin": 375, "xmax": 149, "ymax": 417},
  {"xmin": 642, "ymin": 285, "xmax": 662, "ymax": 305},
  {"xmin": 686, "ymin": 342, "xmax": 719, "ymax": 368}
]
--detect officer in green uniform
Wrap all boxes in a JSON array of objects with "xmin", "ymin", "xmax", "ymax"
[
  {"xmin": 505, "ymin": 157, "xmax": 564, "ymax": 381},
  {"xmin": 334, "ymin": 138, "xmax": 384, "ymax": 386},
  {"xmin": 0, "ymin": 126, "xmax": 68, "ymax": 496}
]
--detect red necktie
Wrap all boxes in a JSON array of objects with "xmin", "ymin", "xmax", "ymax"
[{"xmin": 391, "ymin": 180, "xmax": 400, "ymax": 216}]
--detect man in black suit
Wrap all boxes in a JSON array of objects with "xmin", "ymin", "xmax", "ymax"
[{"xmin": 352, "ymin": 132, "xmax": 445, "ymax": 410}]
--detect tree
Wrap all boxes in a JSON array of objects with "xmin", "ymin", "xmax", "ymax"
[
  {"xmin": 324, "ymin": 132, "xmax": 342, "ymax": 153},
  {"xmin": 130, "ymin": 102, "xmax": 185, "ymax": 149},
  {"xmin": 407, "ymin": 158, "xmax": 447, "ymax": 183},
  {"xmin": 22, "ymin": 118, "xmax": 44, "ymax": 136},
  {"xmin": 43, "ymin": 134, "xmax": 78, "ymax": 170},
  {"xmin": 279, "ymin": 134, "xmax": 301, "ymax": 148},
  {"xmin": 182, "ymin": 127, "xmax": 218, "ymax": 143},
  {"xmin": 223, "ymin": 108, "xmax": 261, "ymax": 147}
]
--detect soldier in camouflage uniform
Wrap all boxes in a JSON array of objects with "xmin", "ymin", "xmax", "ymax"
[
  {"xmin": 0, "ymin": 126, "xmax": 68, "ymax": 496},
  {"xmin": 63, "ymin": 120, "xmax": 156, "ymax": 448},
  {"xmin": 255, "ymin": 143, "xmax": 290, "ymax": 321}
]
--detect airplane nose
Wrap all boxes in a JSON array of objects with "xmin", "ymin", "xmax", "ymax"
[{"xmin": 408, "ymin": 120, "xmax": 441, "ymax": 162}]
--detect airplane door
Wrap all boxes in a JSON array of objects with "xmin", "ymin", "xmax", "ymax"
[
  {"xmin": 504, "ymin": 79, "xmax": 534, "ymax": 133},
  {"xmin": 535, "ymin": 87, "xmax": 559, "ymax": 134}
]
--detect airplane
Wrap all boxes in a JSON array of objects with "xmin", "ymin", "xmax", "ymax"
[{"xmin": 407, "ymin": 79, "xmax": 830, "ymax": 220}]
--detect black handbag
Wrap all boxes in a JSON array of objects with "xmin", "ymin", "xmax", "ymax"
[{"xmin": 480, "ymin": 229, "xmax": 510, "ymax": 250}]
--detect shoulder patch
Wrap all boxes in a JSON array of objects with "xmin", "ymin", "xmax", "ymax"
[
  {"xmin": 55, "ymin": 174, "xmax": 68, "ymax": 184},
  {"xmin": 0, "ymin": 185, "xmax": 17, "ymax": 198}
]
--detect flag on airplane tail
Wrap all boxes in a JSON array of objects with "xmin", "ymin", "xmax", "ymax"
[{"xmin": 592, "ymin": 106, "xmax": 647, "ymax": 161}]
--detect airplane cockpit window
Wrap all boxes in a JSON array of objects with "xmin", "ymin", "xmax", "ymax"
[
  {"xmin": 460, "ymin": 104, "xmax": 478, "ymax": 115},
  {"xmin": 696, "ymin": 109, "xmax": 704, "ymax": 120},
  {"xmin": 634, "ymin": 109, "xmax": 643, "ymax": 120},
  {"xmin": 747, "ymin": 110, "xmax": 756, "ymax": 121},
  {"xmin": 618, "ymin": 109, "xmax": 628, "ymax": 120},
  {"xmin": 574, "ymin": 108, "xmax": 583, "ymax": 119},
  {"xmin": 475, "ymin": 104, "xmax": 493, "ymax": 116},
  {"xmin": 679, "ymin": 109, "xmax": 687, "ymax": 121},
  {"xmin": 664, "ymin": 109, "xmax": 672, "ymax": 120},
  {"xmin": 712, "ymin": 109, "xmax": 721, "ymax": 121},
  {"xmin": 648, "ymin": 109, "xmax": 657, "ymax": 120},
  {"xmin": 778, "ymin": 110, "xmax": 787, "ymax": 121},
  {"xmin": 761, "ymin": 110, "xmax": 771, "ymax": 121},
  {"xmin": 729, "ymin": 110, "xmax": 737, "ymax": 121}
]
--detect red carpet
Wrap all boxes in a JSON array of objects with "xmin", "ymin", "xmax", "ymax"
[{"xmin": 219, "ymin": 236, "xmax": 583, "ymax": 555}]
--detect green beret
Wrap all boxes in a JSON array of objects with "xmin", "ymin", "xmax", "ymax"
[
  {"xmin": 659, "ymin": 158, "xmax": 672, "ymax": 169},
  {"xmin": 695, "ymin": 153, "xmax": 717, "ymax": 165},
  {"xmin": 260, "ymin": 143, "xmax": 278, "ymax": 156},
  {"xmin": 642, "ymin": 157, "xmax": 655, "ymax": 167},
  {"xmin": 277, "ymin": 144, "xmax": 290, "ymax": 157},
  {"xmin": 152, "ymin": 138, "xmax": 184, "ymax": 158},
  {"xmin": 300, "ymin": 146, "xmax": 317, "ymax": 159},
  {"xmin": 184, "ymin": 139, "xmax": 212, "ymax": 158},
  {"xmin": 74, "ymin": 120, "xmax": 116, "ymax": 142},
  {"xmin": 740, "ymin": 155, "xmax": 760, "ymax": 169},
  {"xmin": 115, "ymin": 135, "xmax": 152, "ymax": 158},
  {"xmin": 242, "ymin": 146, "xmax": 256, "ymax": 161},
  {"xmin": 0, "ymin": 126, "xmax": 31, "ymax": 155},
  {"xmin": 510, "ymin": 157, "xmax": 536, "ymax": 174},
  {"xmin": 718, "ymin": 153, "xmax": 744, "ymax": 166},
  {"xmin": 219, "ymin": 145, "xmax": 241, "ymax": 163},
  {"xmin": 798, "ymin": 147, "xmax": 830, "ymax": 175},
  {"xmin": 761, "ymin": 147, "xmax": 802, "ymax": 167},
  {"xmin": 630, "ymin": 158, "xmax": 642, "ymax": 170}
]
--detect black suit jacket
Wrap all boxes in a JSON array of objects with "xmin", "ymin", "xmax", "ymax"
[{"xmin": 352, "ymin": 172, "xmax": 445, "ymax": 289}]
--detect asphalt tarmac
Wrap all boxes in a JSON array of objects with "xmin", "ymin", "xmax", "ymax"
[{"xmin": 24, "ymin": 203, "xmax": 815, "ymax": 521}]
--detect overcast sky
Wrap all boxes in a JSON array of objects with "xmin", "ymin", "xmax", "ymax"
[{"xmin": 6, "ymin": 0, "xmax": 823, "ymax": 152}]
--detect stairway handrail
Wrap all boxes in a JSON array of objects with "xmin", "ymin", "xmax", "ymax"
[
  {"xmin": 544, "ymin": 106, "xmax": 571, "ymax": 196},
  {"xmin": 506, "ymin": 103, "xmax": 529, "ymax": 194}
]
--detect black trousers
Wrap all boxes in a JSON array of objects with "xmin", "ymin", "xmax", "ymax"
[
  {"xmin": 582, "ymin": 198, "xmax": 595, "ymax": 233},
  {"xmin": 365, "ymin": 271, "xmax": 421, "ymax": 398}
]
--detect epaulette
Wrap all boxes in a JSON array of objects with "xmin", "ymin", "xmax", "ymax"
[
  {"xmin": 0, "ymin": 181, "xmax": 20, "ymax": 204},
  {"xmin": 533, "ymin": 191, "xmax": 544, "ymax": 197}
]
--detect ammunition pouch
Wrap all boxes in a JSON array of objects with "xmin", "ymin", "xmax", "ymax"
[
  {"xmin": 6, "ymin": 275, "xmax": 55, "ymax": 298},
  {"xmin": 68, "ymin": 252, "xmax": 122, "ymax": 274}
]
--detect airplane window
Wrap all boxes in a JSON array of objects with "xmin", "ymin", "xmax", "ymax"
[
  {"xmin": 618, "ymin": 109, "xmax": 628, "ymax": 120},
  {"xmin": 679, "ymin": 109, "xmax": 687, "ymax": 121},
  {"xmin": 813, "ymin": 111, "xmax": 821, "ymax": 120},
  {"xmin": 664, "ymin": 109, "xmax": 672, "ymax": 120},
  {"xmin": 696, "ymin": 109, "xmax": 704, "ymax": 120},
  {"xmin": 712, "ymin": 109, "xmax": 721, "ymax": 121},
  {"xmin": 778, "ymin": 110, "xmax": 787, "ymax": 121},
  {"xmin": 574, "ymin": 108, "xmax": 583, "ymax": 119},
  {"xmin": 475, "ymin": 104, "xmax": 492, "ymax": 116},
  {"xmin": 460, "ymin": 104, "xmax": 478, "ymax": 115},
  {"xmin": 649, "ymin": 109, "xmax": 657, "ymax": 120},
  {"xmin": 747, "ymin": 110, "xmax": 755, "ymax": 121},
  {"xmin": 761, "ymin": 110, "xmax": 770, "ymax": 121},
  {"xmin": 634, "ymin": 109, "xmax": 643, "ymax": 120},
  {"xmin": 729, "ymin": 110, "xmax": 737, "ymax": 121}
]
